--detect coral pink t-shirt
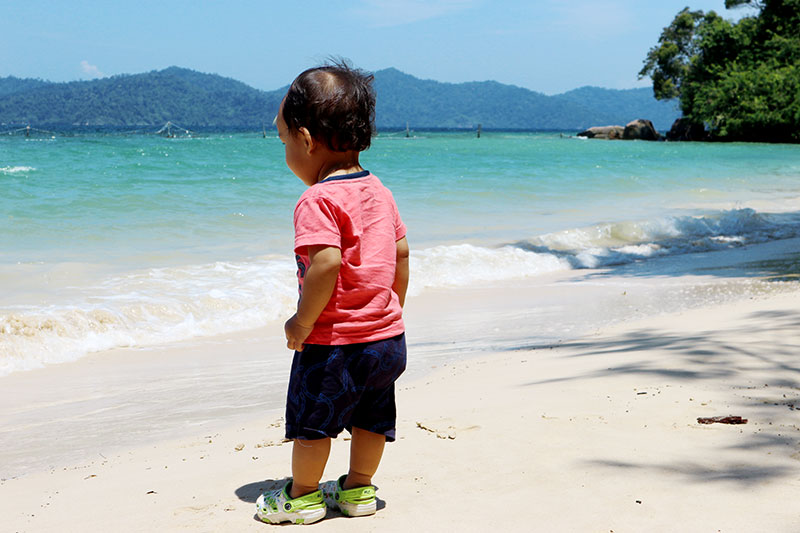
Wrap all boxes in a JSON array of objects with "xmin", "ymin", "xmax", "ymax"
[{"xmin": 294, "ymin": 171, "xmax": 406, "ymax": 345}]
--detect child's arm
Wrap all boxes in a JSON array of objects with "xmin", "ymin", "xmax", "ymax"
[
  {"xmin": 393, "ymin": 237, "xmax": 410, "ymax": 308},
  {"xmin": 285, "ymin": 245, "xmax": 342, "ymax": 351}
]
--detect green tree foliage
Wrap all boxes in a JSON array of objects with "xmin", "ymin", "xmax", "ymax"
[
  {"xmin": 640, "ymin": 0, "xmax": 800, "ymax": 142},
  {"xmin": 639, "ymin": 8, "xmax": 706, "ymax": 101},
  {"xmin": 0, "ymin": 76, "xmax": 50, "ymax": 96}
]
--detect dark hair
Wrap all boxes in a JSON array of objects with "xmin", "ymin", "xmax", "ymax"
[{"xmin": 281, "ymin": 60, "xmax": 376, "ymax": 152}]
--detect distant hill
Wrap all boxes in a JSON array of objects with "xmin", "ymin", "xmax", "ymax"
[
  {"xmin": 0, "ymin": 76, "xmax": 51, "ymax": 97},
  {"xmin": 0, "ymin": 67, "xmax": 284, "ymax": 127},
  {"xmin": 374, "ymin": 68, "xmax": 679, "ymax": 130},
  {"xmin": 0, "ymin": 66, "xmax": 680, "ymax": 131},
  {"xmin": 551, "ymin": 86, "xmax": 681, "ymax": 131},
  {"xmin": 374, "ymin": 68, "xmax": 574, "ymax": 129}
]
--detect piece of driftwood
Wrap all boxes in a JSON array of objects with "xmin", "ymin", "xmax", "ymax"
[{"xmin": 697, "ymin": 416, "xmax": 748, "ymax": 425}]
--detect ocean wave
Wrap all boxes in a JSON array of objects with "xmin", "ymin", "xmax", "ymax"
[
  {"xmin": 0, "ymin": 258, "xmax": 298, "ymax": 376},
  {"xmin": 0, "ymin": 165, "xmax": 36, "ymax": 174},
  {"xmin": 513, "ymin": 208, "xmax": 800, "ymax": 269},
  {"xmin": 0, "ymin": 245, "xmax": 573, "ymax": 375},
  {"xmin": 410, "ymin": 209, "xmax": 800, "ymax": 290},
  {"xmin": 408, "ymin": 244, "xmax": 570, "ymax": 294}
]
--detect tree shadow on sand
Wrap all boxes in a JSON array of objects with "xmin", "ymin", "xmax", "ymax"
[{"xmin": 512, "ymin": 306, "xmax": 800, "ymax": 486}]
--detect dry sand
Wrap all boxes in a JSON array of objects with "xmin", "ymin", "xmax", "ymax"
[{"xmin": 2, "ymin": 252, "xmax": 800, "ymax": 532}]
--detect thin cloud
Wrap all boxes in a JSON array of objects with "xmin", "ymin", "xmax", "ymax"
[
  {"xmin": 80, "ymin": 60, "xmax": 105, "ymax": 79},
  {"xmin": 351, "ymin": 0, "xmax": 479, "ymax": 28},
  {"xmin": 547, "ymin": 0, "xmax": 636, "ymax": 34}
]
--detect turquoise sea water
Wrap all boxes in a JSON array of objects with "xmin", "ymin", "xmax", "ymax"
[{"xmin": 2, "ymin": 131, "xmax": 800, "ymax": 375}]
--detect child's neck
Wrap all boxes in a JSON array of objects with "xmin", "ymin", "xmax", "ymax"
[{"xmin": 315, "ymin": 151, "xmax": 363, "ymax": 184}]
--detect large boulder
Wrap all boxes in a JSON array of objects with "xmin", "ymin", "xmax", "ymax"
[
  {"xmin": 623, "ymin": 119, "xmax": 660, "ymax": 140},
  {"xmin": 577, "ymin": 125, "xmax": 624, "ymax": 139},
  {"xmin": 666, "ymin": 118, "xmax": 709, "ymax": 141}
]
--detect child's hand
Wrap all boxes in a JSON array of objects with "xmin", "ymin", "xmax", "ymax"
[{"xmin": 284, "ymin": 314, "xmax": 314, "ymax": 352}]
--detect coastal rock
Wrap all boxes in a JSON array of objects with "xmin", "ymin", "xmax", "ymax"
[
  {"xmin": 666, "ymin": 118, "xmax": 709, "ymax": 141},
  {"xmin": 576, "ymin": 125, "xmax": 624, "ymax": 140},
  {"xmin": 623, "ymin": 119, "xmax": 660, "ymax": 141}
]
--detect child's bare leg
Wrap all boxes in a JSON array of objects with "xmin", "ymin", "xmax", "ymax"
[
  {"xmin": 290, "ymin": 437, "xmax": 331, "ymax": 498},
  {"xmin": 344, "ymin": 427, "xmax": 386, "ymax": 489}
]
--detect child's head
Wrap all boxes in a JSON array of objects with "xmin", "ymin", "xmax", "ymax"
[{"xmin": 281, "ymin": 60, "xmax": 376, "ymax": 153}]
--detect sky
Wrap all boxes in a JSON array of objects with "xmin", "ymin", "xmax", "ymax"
[{"xmin": 1, "ymin": 0, "xmax": 756, "ymax": 95}]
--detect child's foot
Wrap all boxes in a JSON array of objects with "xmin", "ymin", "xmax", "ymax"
[
  {"xmin": 256, "ymin": 481, "xmax": 326, "ymax": 525},
  {"xmin": 321, "ymin": 474, "xmax": 377, "ymax": 517}
]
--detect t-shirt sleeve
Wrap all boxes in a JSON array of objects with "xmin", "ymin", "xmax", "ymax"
[{"xmin": 294, "ymin": 196, "xmax": 342, "ymax": 253}]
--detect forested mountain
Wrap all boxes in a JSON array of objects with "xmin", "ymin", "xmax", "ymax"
[
  {"xmin": 374, "ymin": 67, "xmax": 679, "ymax": 129},
  {"xmin": 0, "ymin": 67, "xmax": 284, "ymax": 127},
  {"xmin": 551, "ymin": 86, "xmax": 681, "ymax": 131},
  {"xmin": 375, "ymin": 68, "xmax": 570, "ymax": 129},
  {"xmin": 0, "ymin": 66, "xmax": 680, "ymax": 130},
  {"xmin": 0, "ymin": 76, "xmax": 51, "ymax": 96}
]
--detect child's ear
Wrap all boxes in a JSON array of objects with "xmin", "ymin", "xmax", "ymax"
[{"xmin": 298, "ymin": 127, "xmax": 316, "ymax": 154}]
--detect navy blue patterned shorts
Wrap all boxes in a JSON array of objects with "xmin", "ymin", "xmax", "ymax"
[{"xmin": 284, "ymin": 333, "xmax": 407, "ymax": 442}]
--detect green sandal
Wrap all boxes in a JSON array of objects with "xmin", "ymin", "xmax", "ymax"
[
  {"xmin": 321, "ymin": 474, "xmax": 377, "ymax": 517},
  {"xmin": 256, "ymin": 480, "xmax": 326, "ymax": 525}
]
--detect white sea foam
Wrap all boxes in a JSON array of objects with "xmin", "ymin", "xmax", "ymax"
[
  {"xmin": 519, "ymin": 208, "xmax": 800, "ymax": 269},
  {"xmin": 0, "ymin": 257, "xmax": 298, "ymax": 376},
  {"xmin": 408, "ymin": 244, "xmax": 570, "ymax": 295},
  {"xmin": 0, "ymin": 165, "xmax": 36, "ymax": 174}
]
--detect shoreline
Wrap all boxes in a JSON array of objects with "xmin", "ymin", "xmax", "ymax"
[
  {"xmin": 4, "ymin": 238, "xmax": 799, "ymax": 480},
  {"xmin": 1, "ymin": 239, "xmax": 799, "ymax": 531},
  {"xmin": 2, "ymin": 284, "xmax": 798, "ymax": 531}
]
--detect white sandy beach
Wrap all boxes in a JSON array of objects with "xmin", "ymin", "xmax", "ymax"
[{"xmin": 2, "ymin": 239, "xmax": 800, "ymax": 532}]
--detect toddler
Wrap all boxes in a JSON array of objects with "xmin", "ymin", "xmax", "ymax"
[{"xmin": 256, "ymin": 61, "xmax": 409, "ymax": 525}]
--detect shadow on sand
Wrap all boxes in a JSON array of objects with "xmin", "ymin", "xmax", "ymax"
[{"xmin": 512, "ymin": 304, "xmax": 800, "ymax": 486}]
